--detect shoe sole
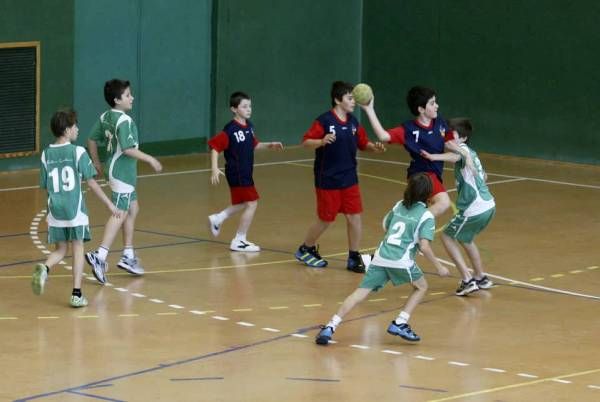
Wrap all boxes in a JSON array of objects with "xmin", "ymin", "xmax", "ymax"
[
  {"xmin": 31, "ymin": 265, "xmax": 45, "ymax": 295},
  {"xmin": 117, "ymin": 263, "xmax": 144, "ymax": 275},
  {"xmin": 315, "ymin": 336, "xmax": 330, "ymax": 345},
  {"xmin": 387, "ymin": 329, "xmax": 420, "ymax": 342},
  {"xmin": 455, "ymin": 286, "xmax": 479, "ymax": 296},
  {"xmin": 86, "ymin": 254, "xmax": 107, "ymax": 284},
  {"xmin": 346, "ymin": 267, "xmax": 365, "ymax": 273},
  {"xmin": 295, "ymin": 252, "xmax": 327, "ymax": 268}
]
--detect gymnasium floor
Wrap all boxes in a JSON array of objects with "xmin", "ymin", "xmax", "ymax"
[{"xmin": 1, "ymin": 146, "xmax": 599, "ymax": 402}]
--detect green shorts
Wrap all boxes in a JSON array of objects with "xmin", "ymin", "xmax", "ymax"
[
  {"xmin": 443, "ymin": 207, "xmax": 495, "ymax": 243},
  {"xmin": 112, "ymin": 191, "xmax": 137, "ymax": 211},
  {"xmin": 47, "ymin": 225, "xmax": 91, "ymax": 244},
  {"xmin": 359, "ymin": 264, "xmax": 423, "ymax": 291}
]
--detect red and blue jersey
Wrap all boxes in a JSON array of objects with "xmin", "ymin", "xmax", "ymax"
[
  {"xmin": 388, "ymin": 117, "xmax": 453, "ymax": 180},
  {"xmin": 303, "ymin": 110, "xmax": 369, "ymax": 189},
  {"xmin": 208, "ymin": 119, "xmax": 259, "ymax": 187}
]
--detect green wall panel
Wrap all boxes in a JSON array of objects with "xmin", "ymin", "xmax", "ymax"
[
  {"xmin": 213, "ymin": 0, "xmax": 363, "ymax": 145},
  {"xmin": 0, "ymin": 0, "xmax": 74, "ymax": 171},
  {"xmin": 363, "ymin": 0, "xmax": 600, "ymax": 164}
]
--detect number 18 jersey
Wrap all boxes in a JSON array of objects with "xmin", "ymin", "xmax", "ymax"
[
  {"xmin": 40, "ymin": 143, "xmax": 97, "ymax": 227},
  {"xmin": 371, "ymin": 201, "xmax": 435, "ymax": 269}
]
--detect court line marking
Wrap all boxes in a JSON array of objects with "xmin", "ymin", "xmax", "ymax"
[
  {"xmin": 435, "ymin": 257, "xmax": 600, "ymax": 301},
  {"xmin": 357, "ymin": 157, "xmax": 600, "ymax": 190},
  {"xmin": 427, "ymin": 367, "xmax": 600, "ymax": 402}
]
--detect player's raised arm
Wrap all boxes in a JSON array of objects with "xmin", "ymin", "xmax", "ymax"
[{"xmin": 359, "ymin": 98, "xmax": 391, "ymax": 143}]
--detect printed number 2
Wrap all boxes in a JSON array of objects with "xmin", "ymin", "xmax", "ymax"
[
  {"xmin": 386, "ymin": 221, "xmax": 406, "ymax": 246},
  {"xmin": 233, "ymin": 130, "xmax": 246, "ymax": 142},
  {"xmin": 49, "ymin": 166, "xmax": 76, "ymax": 193}
]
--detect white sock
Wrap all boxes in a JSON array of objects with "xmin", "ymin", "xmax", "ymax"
[
  {"xmin": 326, "ymin": 314, "xmax": 342, "ymax": 330},
  {"xmin": 394, "ymin": 311, "xmax": 410, "ymax": 325},
  {"xmin": 123, "ymin": 247, "xmax": 134, "ymax": 259},
  {"xmin": 97, "ymin": 246, "xmax": 109, "ymax": 261},
  {"xmin": 235, "ymin": 232, "xmax": 247, "ymax": 242},
  {"xmin": 216, "ymin": 211, "xmax": 228, "ymax": 222}
]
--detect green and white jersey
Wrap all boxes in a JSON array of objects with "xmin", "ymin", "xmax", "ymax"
[
  {"xmin": 371, "ymin": 201, "xmax": 435, "ymax": 269},
  {"xmin": 89, "ymin": 109, "xmax": 139, "ymax": 193},
  {"xmin": 454, "ymin": 144, "xmax": 495, "ymax": 217},
  {"xmin": 40, "ymin": 143, "xmax": 96, "ymax": 227}
]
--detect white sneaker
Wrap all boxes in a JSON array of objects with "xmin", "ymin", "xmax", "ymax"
[
  {"xmin": 208, "ymin": 214, "xmax": 222, "ymax": 237},
  {"xmin": 32, "ymin": 263, "xmax": 48, "ymax": 295},
  {"xmin": 230, "ymin": 239, "xmax": 260, "ymax": 252},
  {"xmin": 117, "ymin": 256, "xmax": 145, "ymax": 275},
  {"xmin": 85, "ymin": 251, "xmax": 107, "ymax": 284}
]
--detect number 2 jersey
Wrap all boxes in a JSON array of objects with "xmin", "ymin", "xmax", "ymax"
[
  {"xmin": 208, "ymin": 119, "xmax": 259, "ymax": 187},
  {"xmin": 371, "ymin": 201, "xmax": 435, "ymax": 269},
  {"xmin": 40, "ymin": 143, "xmax": 97, "ymax": 227}
]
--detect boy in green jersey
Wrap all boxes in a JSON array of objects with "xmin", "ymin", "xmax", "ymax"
[
  {"xmin": 421, "ymin": 118, "xmax": 496, "ymax": 296},
  {"xmin": 85, "ymin": 79, "xmax": 162, "ymax": 282},
  {"xmin": 316, "ymin": 173, "xmax": 449, "ymax": 344},
  {"xmin": 32, "ymin": 109, "xmax": 121, "ymax": 307}
]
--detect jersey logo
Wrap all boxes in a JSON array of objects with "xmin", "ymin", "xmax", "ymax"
[
  {"xmin": 352, "ymin": 125, "xmax": 357, "ymax": 135},
  {"xmin": 105, "ymin": 130, "xmax": 114, "ymax": 153},
  {"xmin": 440, "ymin": 127, "xmax": 446, "ymax": 137}
]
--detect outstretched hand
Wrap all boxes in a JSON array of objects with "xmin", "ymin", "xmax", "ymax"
[
  {"xmin": 420, "ymin": 150, "xmax": 434, "ymax": 160},
  {"xmin": 372, "ymin": 141, "xmax": 386, "ymax": 153}
]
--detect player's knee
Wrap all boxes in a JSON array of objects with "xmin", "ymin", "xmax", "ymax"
[{"xmin": 413, "ymin": 277, "xmax": 428, "ymax": 292}]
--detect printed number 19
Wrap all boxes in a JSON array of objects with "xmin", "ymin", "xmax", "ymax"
[{"xmin": 49, "ymin": 166, "xmax": 76, "ymax": 192}]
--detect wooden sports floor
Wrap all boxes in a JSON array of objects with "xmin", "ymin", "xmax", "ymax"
[{"xmin": 1, "ymin": 146, "xmax": 599, "ymax": 402}]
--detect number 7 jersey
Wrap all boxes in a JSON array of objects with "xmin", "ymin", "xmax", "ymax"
[
  {"xmin": 371, "ymin": 201, "xmax": 435, "ymax": 269},
  {"xmin": 40, "ymin": 143, "xmax": 97, "ymax": 227}
]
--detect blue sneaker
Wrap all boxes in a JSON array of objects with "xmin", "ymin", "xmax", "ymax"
[
  {"xmin": 346, "ymin": 255, "xmax": 365, "ymax": 273},
  {"xmin": 315, "ymin": 326, "xmax": 334, "ymax": 345},
  {"xmin": 295, "ymin": 245, "xmax": 327, "ymax": 268},
  {"xmin": 387, "ymin": 321, "xmax": 420, "ymax": 342}
]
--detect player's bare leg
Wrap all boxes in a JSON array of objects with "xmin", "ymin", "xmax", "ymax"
[
  {"xmin": 303, "ymin": 219, "xmax": 330, "ymax": 247},
  {"xmin": 461, "ymin": 241, "xmax": 484, "ymax": 279},
  {"xmin": 441, "ymin": 233, "xmax": 472, "ymax": 281},
  {"xmin": 71, "ymin": 240, "xmax": 84, "ymax": 289},
  {"xmin": 428, "ymin": 191, "xmax": 451, "ymax": 217},
  {"xmin": 345, "ymin": 213, "xmax": 362, "ymax": 251}
]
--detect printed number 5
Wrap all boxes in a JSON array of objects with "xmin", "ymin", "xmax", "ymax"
[{"xmin": 386, "ymin": 221, "xmax": 406, "ymax": 246}]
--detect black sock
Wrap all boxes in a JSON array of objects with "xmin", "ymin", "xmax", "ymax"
[
  {"xmin": 72, "ymin": 288, "xmax": 82, "ymax": 297},
  {"xmin": 349, "ymin": 250, "xmax": 360, "ymax": 259},
  {"xmin": 44, "ymin": 265, "xmax": 50, "ymax": 274}
]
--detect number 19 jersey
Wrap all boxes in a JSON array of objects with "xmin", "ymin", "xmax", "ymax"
[
  {"xmin": 40, "ymin": 143, "xmax": 97, "ymax": 227},
  {"xmin": 371, "ymin": 201, "xmax": 435, "ymax": 269}
]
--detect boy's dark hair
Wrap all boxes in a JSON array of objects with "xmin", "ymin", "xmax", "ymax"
[
  {"xmin": 448, "ymin": 118, "xmax": 473, "ymax": 143},
  {"xmin": 402, "ymin": 173, "xmax": 432, "ymax": 208},
  {"xmin": 50, "ymin": 108, "xmax": 78, "ymax": 138},
  {"xmin": 406, "ymin": 86, "xmax": 436, "ymax": 116},
  {"xmin": 230, "ymin": 91, "xmax": 250, "ymax": 108},
  {"xmin": 104, "ymin": 79, "xmax": 131, "ymax": 107},
  {"xmin": 330, "ymin": 81, "xmax": 354, "ymax": 107}
]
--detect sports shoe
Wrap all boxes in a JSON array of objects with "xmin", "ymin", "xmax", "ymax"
[
  {"xmin": 208, "ymin": 214, "xmax": 221, "ymax": 237},
  {"xmin": 230, "ymin": 239, "xmax": 260, "ymax": 252},
  {"xmin": 346, "ymin": 255, "xmax": 365, "ymax": 273},
  {"xmin": 295, "ymin": 244, "xmax": 327, "ymax": 268},
  {"xmin": 31, "ymin": 263, "xmax": 48, "ymax": 295},
  {"xmin": 455, "ymin": 279, "xmax": 479, "ymax": 296},
  {"xmin": 315, "ymin": 325, "xmax": 334, "ymax": 345},
  {"xmin": 117, "ymin": 256, "xmax": 145, "ymax": 275},
  {"xmin": 85, "ymin": 251, "xmax": 107, "ymax": 284},
  {"xmin": 70, "ymin": 294, "xmax": 88, "ymax": 308},
  {"xmin": 387, "ymin": 321, "xmax": 421, "ymax": 342},
  {"xmin": 475, "ymin": 275, "xmax": 494, "ymax": 289}
]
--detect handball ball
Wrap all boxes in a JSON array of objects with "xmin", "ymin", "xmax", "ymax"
[{"xmin": 352, "ymin": 83, "xmax": 373, "ymax": 105}]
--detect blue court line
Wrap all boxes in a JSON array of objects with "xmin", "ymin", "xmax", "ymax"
[
  {"xmin": 65, "ymin": 390, "xmax": 126, "ymax": 402},
  {"xmin": 170, "ymin": 377, "xmax": 224, "ymax": 381},
  {"xmin": 286, "ymin": 377, "xmax": 340, "ymax": 382},
  {"xmin": 399, "ymin": 384, "xmax": 447, "ymax": 393},
  {"xmin": 14, "ymin": 294, "xmax": 453, "ymax": 401}
]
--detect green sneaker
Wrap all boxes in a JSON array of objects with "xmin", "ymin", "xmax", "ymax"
[
  {"xmin": 31, "ymin": 263, "xmax": 48, "ymax": 295},
  {"xmin": 70, "ymin": 295, "xmax": 88, "ymax": 308}
]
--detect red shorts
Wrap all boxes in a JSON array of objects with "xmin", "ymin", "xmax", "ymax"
[
  {"xmin": 316, "ymin": 184, "xmax": 363, "ymax": 222},
  {"xmin": 230, "ymin": 185, "xmax": 259, "ymax": 205},
  {"xmin": 423, "ymin": 172, "xmax": 446, "ymax": 197}
]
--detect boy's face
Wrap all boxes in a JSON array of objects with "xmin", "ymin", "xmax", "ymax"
[
  {"xmin": 336, "ymin": 93, "xmax": 355, "ymax": 113},
  {"xmin": 114, "ymin": 87, "xmax": 134, "ymax": 112},
  {"xmin": 65, "ymin": 124, "xmax": 79, "ymax": 142},
  {"xmin": 418, "ymin": 96, "xmax": 438, "ymax": 120},
  {"xmin": 231, "ymin": 99, "xmax": 252, "ymax": 120}
]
